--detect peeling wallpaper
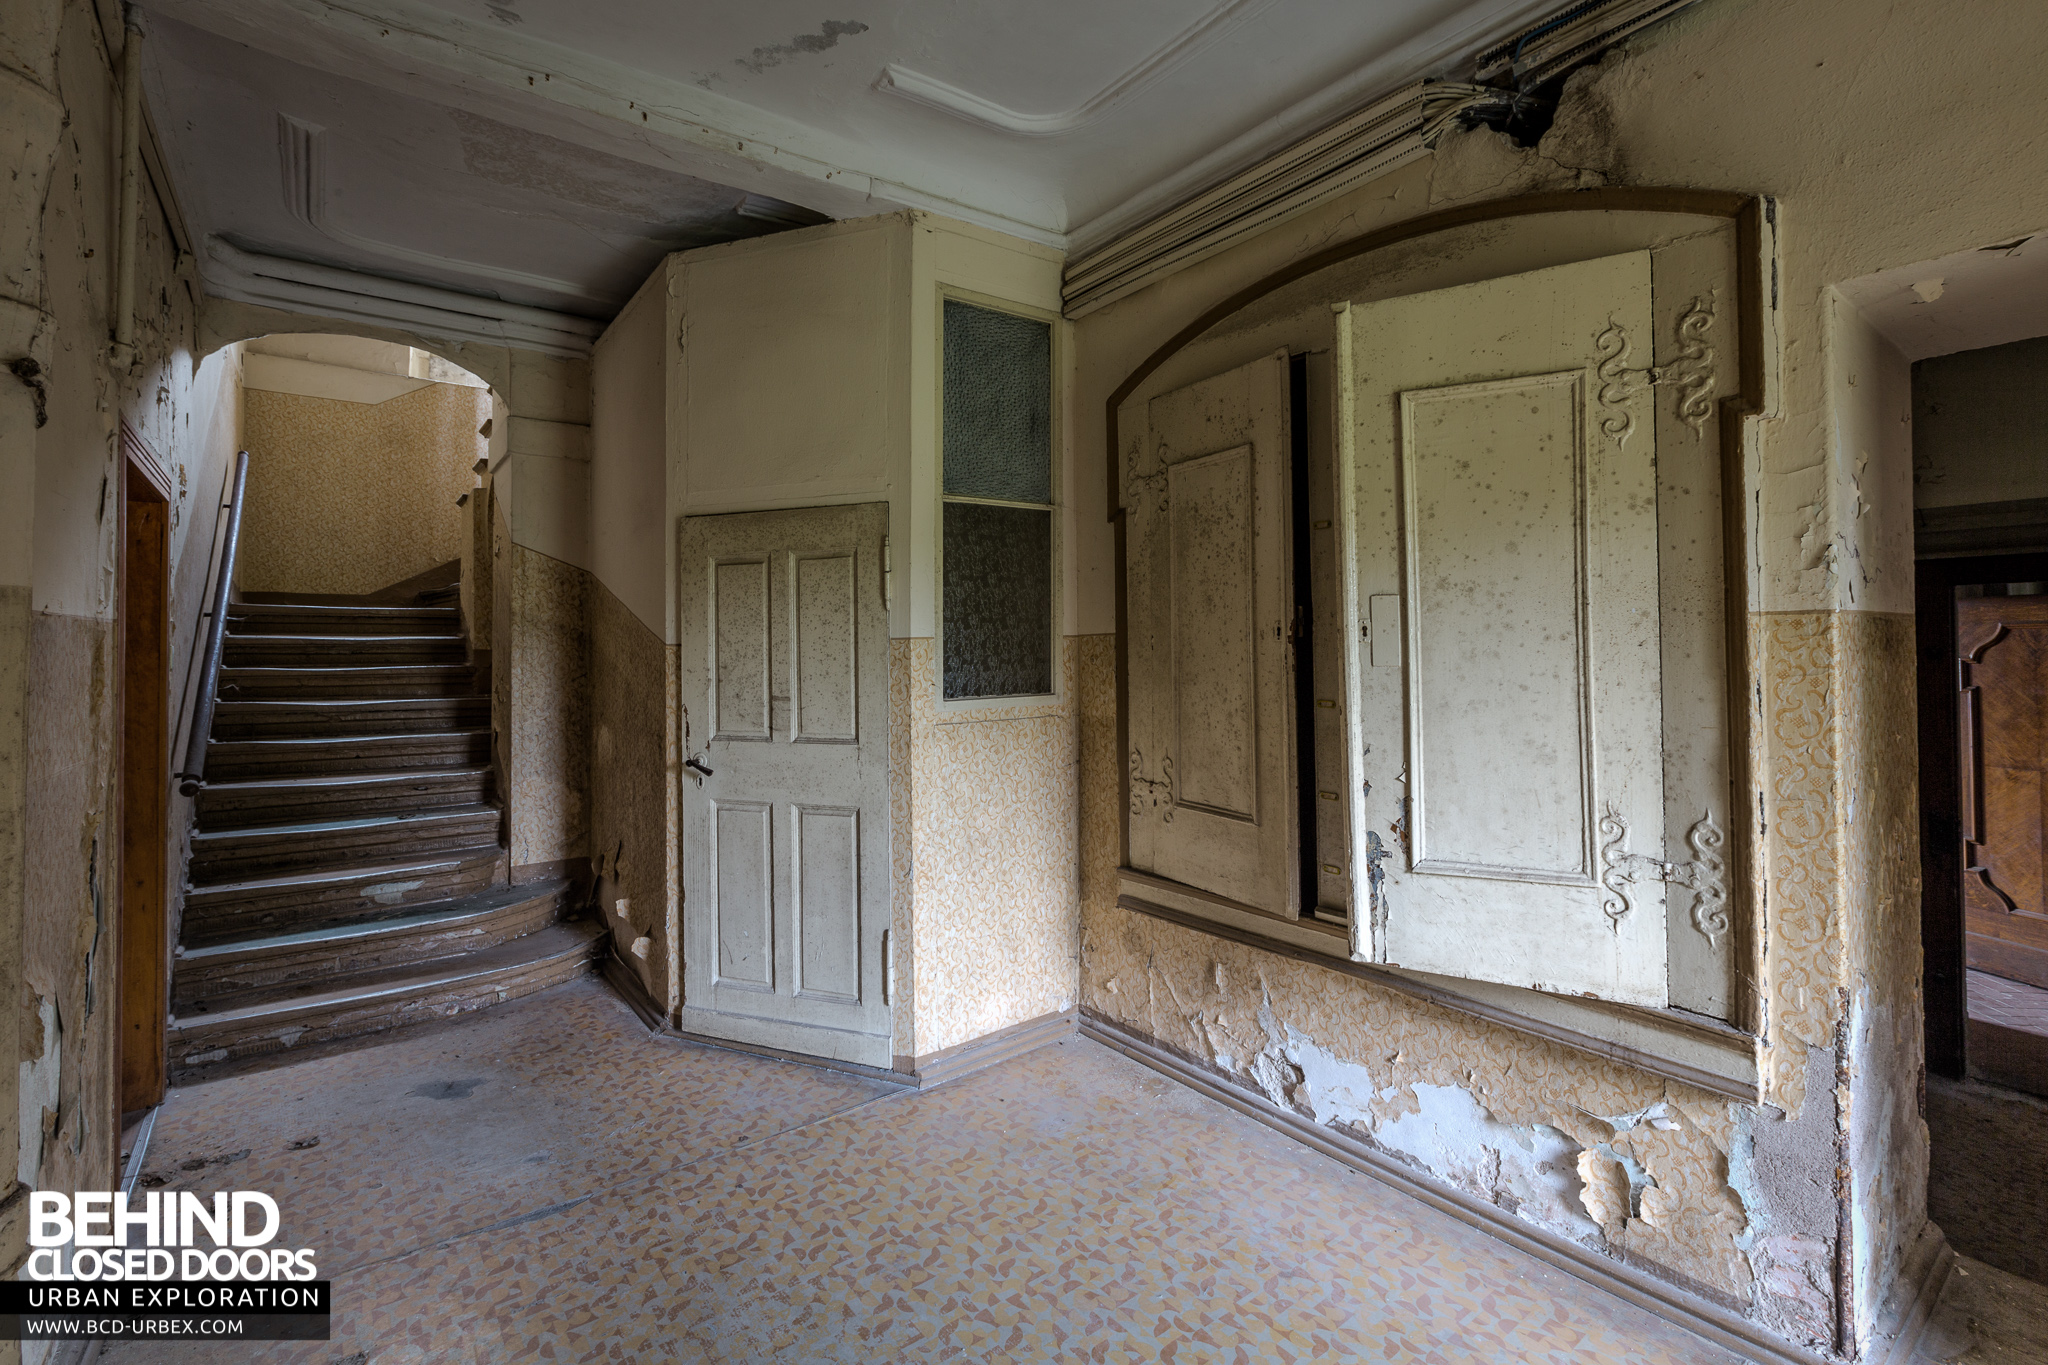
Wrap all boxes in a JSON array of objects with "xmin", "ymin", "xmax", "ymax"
[
  {"xmin": 899, "ymin": 637, "xmax": 1082, "ymax": 1059},
  {"xmin": 1078, "ymin": 612, "xmax": 1921, "ymax": 1350},
  {"xmin": 241, "ymin": 383, "xmax": 485, "ymax": 596},
  {"xmin": 588, "ymin": 578, "xmax": 676, "ymax": 1003},
  {"xmin": 508, "ymin": 545, "xmax": 589, "ymax": 872}
]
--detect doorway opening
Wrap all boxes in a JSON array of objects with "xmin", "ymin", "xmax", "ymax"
[
  {"xmin": 1911, "ymin": 332, "xmax": 2048, "ymax": 1288},
  {"xmin": 119, "ymin": 428, "xmax": 172, "ymax": 1118}
]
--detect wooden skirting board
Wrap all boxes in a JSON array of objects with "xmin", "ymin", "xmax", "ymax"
[
  {"xmin": 599, "ymin": 950, "xmax": 1075, "ymax": 1090},
  {"xmin": 1079, "ymin": 1010, "xmax": 1861, "ymax": 1365}
]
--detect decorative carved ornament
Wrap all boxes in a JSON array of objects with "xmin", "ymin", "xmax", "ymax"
[
  {"xmin": 1591, "ymin": 295, "xmax": 1719, "ymax": 444},
  {"xmin": 1665, "ymin": 296, "xmax": 1717, "ymax": 433},
  {"xmin": 1597, "ymin": 805, "xmax": 1728, "ymax": 940},
  {"xmin": 1593, "ymin": 320, "xmax": 1642, "ymax": 446},
  {"xmin": 1130, "ymin": 747, "xmax": 1174, "ymax": 822}
]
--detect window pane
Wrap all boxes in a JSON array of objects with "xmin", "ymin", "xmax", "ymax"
[
  {"xmin": 943, "ymin": 501, "xmax": 1052, "ymax": 699},
  {"xmin": 943, "ymin": 300, "xmax": 1051, "ymax": 503}
]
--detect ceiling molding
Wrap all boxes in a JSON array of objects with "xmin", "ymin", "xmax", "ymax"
[
  {"xmin": 275, "ymin": 113, "xmax": 609, "ymax": 307},
  {"xmin": 1063, "ymin": 83, "xmax": 1503, "ymax": 318},
  {"xmin": 875, "ymin": 0, "xmax": 1281, "ymax": 138},
  {"xmin": 1472, "ymin": 0, "xmax": 1704, "ymax": 87},
  {"xmin": 1065, "ymin": 0, "xmax": 1561, "ymax": 257},
  {"xmin": 203, "ymin": 236, "xmax": 605, "ymax": 357},
  {"xmin": 142, "ymin": 0, "xmax": 1065, "ymax": 245},
  {"xmin": 1063, "ymin": 0, "xmax": 1714, "ymax": 315}
]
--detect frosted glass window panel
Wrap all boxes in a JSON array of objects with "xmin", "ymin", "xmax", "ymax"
[
  {"xmin": 943, "ymin": 300, "xmax": 1052, "ymax": 503},
  {"xmin": 943, "ymin": 502, "xmax": 1053, "ymax": 699}
]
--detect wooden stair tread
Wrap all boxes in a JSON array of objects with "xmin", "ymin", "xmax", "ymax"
[
  {"xmin": 169, "ymin": 922, "xmax": 601, "ymax": 1034},
  {"xmin": 191, "ymin": 803, "xmax": 500, "ymax": 845},
  {"xmin": 199, "ymin": 766, "xmax": 494, "ymax": 795},
  {"xmin": 178, "ymin": 881, "xmax": 570, "ymax": 965},
  {"xmin": 186, "ymin": 844, "xmax": 504, "ymax": 898},
  {"xmin": 208, "ymin": 728, "xmax": 490, "ymax": 747}
]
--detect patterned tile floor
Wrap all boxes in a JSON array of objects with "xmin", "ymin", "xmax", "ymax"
[
  {"xmin": 1969, "ymin": 970, "xmax": 2048, "ymax": 1035},
  {"xmin": 88, "ymin": 976, "xmax": 2045, "ymax": 1363}
]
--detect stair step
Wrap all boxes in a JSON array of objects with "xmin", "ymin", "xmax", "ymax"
[
  {"xmin": 223, "ymin": 635, "xmax": 467, "ymax": 668},
  {"xmin": 188, "ymin": 804, "xmax": 504, "ymax": 882},
  {"xmin": 167, "ymin": 921, "xmax": 602, "ymax": 1075},
  {"xmin": 211, "ymin": 697, "xmax": 490, "ymax": 741},
  {"xmin": 219, "ymin": 665, "xmax": 482, "ymax": 701},
  {"xmin": 227, "ymin": 604, "xmax": 460, "ymax": 637},
  {"xmin": 204, "ymin": 730, "xmax": 492, "ymax": 781},
  {"xmin": 181, "ymin": 846, "xmax": 505, "ymax": 947},
  {"xmin": 172, "ymin": 880, "xmax": 572, "ymax": 1013},
  {"xmin": 197, "ymin": 768, "xmax": 495, "ymax": 830}
]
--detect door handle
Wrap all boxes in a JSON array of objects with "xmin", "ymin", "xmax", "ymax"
[{"xmin": 684, "ymin": 758, "xmax": 714, "ymax": 779}]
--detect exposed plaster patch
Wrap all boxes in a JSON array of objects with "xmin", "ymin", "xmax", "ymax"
[
  {"xmin": 18, "ymin": 997, "xmax": 60, "ymax": 1187},
  {"xmin": 736, "ymin": 21, "xmax": 869, "ymax": 76},
  {"xmin": 1594, "ymin": 1098, "xmax": 1683, "ymax": 1134},
  {"xmin": 1280, "ymin": 1027, "xmax": 1602, "ymax": 1242},
  {"xmin": 1729, "ymin": 1044, "xmax": 1843, "ymax": 1351}
]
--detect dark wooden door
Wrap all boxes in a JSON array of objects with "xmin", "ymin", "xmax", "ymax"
[
  {"xmin": 1960, "ymin": 594, "xmax": 2048, "ymax": 987},
  {"xmin": 119, "ymin": 447, "xmax": 171, "ymax": 1113}
]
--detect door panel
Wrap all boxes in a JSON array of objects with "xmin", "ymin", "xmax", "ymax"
[
  {"xmin": 680, "ymin": 503, "xmax": 892, "ymax": 1064},
  {"xmin": 793, "ymin": 805, "xmax": 861, "ymax": 1002},
  {"xmin": 1404, "ymin": 372, "xmax": 1591, "ymax": 881},
  {"xmin": 712, "ymin": 557, "xmax": 771, "ymax": 740},
  {"xmin": 1347, "ymin": 250, "xmax": 1670, "ymax": 1006},
  {"xmin": 792, "ymin": 553, "xmax": 858, "ymax": 743},
  {"xmin": 1125, "ymin": 353, "xmax": 1297, "ymax": 914},
  {"xmin": 711, "ymin": 800, "xmax": 774, "ymax": 990},
  {"xmin": 1960, "ymin": 595, "xmax": 2048, "ymax": 987}
]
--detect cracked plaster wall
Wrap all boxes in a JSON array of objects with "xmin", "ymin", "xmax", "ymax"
[
  {"xmin": 1064, "ymin": 0, "xmax": 2032, "ymax": 1355},
  {"xmin": 2, "ymin": 0, "xmax": 244, "ymax": 1302}
]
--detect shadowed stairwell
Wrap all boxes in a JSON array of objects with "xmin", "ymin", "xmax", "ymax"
[{"xmin": 169, "ymin": 587, "xmax": 600, "ymax": 1078}]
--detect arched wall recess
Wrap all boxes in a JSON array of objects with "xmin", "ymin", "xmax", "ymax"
[{"xmin": 1102, "ymin": 188, "xmax": 1776, "ymax": 1077}]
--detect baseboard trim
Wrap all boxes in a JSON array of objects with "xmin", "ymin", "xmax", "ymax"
[
  {"xmin": 1869, "ymin": 1224, "xmax": 1956, "ymax": 1365},
  {"xmin": 910, "ymin": 1009, "xmax": 1078, "ymax": 1089},
  {"xmin": 655, "ymin": 1024, "xmax": 917, "ymax": 1090},
  {"xmin": 1078, "ymin": 1012, "xmax": 1831, "ymax": 1365},
  {"xmin": 593, "ymin": 958, "xmax": 914, "ymax": 1090},
  {"xmin": 598, "ymin": 945, "xmax": 665, "ymax": 1032}
]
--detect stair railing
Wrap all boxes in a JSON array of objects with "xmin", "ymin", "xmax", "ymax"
[{"xmin": 175, "ymin": 450, "xmax": 249, "ymax": 797}]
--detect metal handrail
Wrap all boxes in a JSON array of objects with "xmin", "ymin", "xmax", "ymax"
[{"xmin": 175, "ymin": 450, "xmax": 249, "ymax": 797}]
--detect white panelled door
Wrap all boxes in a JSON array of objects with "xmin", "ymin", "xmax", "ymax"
[
  {"xmin": 1345, "ymin": 251, "xmax": 1672, "ymax": 1006},
  {"xmin": 677, "ymin": 503, "xmax": 892, "ymax": 1066},
  {"xmin": 1124, "ymin": 352, "xmax": 1297, "ymax": 915}
]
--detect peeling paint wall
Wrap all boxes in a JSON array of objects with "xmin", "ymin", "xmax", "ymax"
[
  {"xmin": 3, "ymin": 0, "xmax": 242, "ymax": 1292},
  {"xmin": 1060, "ymin": 0, "xmax": 2038, "ymax": 1354}
]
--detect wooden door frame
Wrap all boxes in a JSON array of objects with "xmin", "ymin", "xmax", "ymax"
[
  {"xmin": 118, "ymin": 424, "xmax": 172, "ymax": 1115},
  {"xmin": 1917, "ymin": 548, "xmax": 2048, "ymax": 1079}
]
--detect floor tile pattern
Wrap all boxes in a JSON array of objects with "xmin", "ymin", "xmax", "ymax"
[
  {"xmin": 128, "ymin": 979, "xmax": 890, "ymax": 1267},
  {"xmin": 101, "ymin": 978, "xmax": 1756, "ymax": 1363}
]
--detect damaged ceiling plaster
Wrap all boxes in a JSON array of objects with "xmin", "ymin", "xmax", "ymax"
[{"xmin": 137, "ymin": 0, "xmax": 1570, "ymax": 320}]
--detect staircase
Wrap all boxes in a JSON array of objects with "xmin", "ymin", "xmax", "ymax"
[{"xmin": 169, "ymin": 593, "xmax": 601, "ymax": 1077}]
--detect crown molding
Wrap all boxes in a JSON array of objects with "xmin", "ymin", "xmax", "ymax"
[
  {"xmin": 1061, "ymin": 0, "xmax": 1711, "ymax": 317},
  {"xmin": 202, "ymin": 237, "xmax": 604, "ymax": 357},
  {"xmin": 875, "ymin": 0, "xmax": 1280, "ymax": 138},
  {"xmin": 1062, "ymin": 82, "xmax": 1504, "ymax": 318},
  {"xmin": 1472, "ymin": 0, "xmax": 1703, "ymax": 87}
]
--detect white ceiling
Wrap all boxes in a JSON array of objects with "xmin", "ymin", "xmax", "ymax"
[{"xmin": 141, "ymin": 0, "xmax": 1560, "ymax": 320}]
